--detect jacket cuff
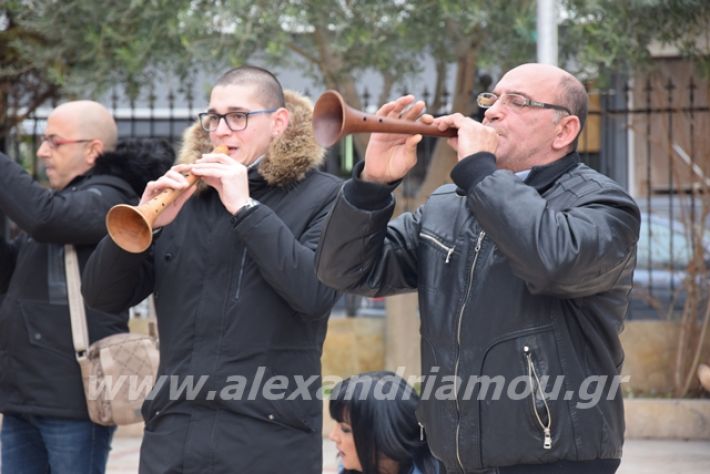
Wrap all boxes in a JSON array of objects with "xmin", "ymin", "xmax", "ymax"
[
  {"xmin": 230, "ymin": 201, "xmax": 261, "ymax": 228},
  {"xmin": 342, "ymin": 161, "xmax": 398, "ymax": 211},
  {"xmin": 450, "ymin": 152, "xmax": 497, "ymax": 194}
]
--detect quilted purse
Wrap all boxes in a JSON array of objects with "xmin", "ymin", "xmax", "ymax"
[{"xmin": 65, "ymin": 244, "xmax": 160, "ymax": 425}]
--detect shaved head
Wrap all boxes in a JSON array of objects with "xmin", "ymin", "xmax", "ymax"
[
  {"xmin": 38, "ymin": 100, "xmax": 118, "ymax": 189},
  {"xmin": 215, "ymin": 65, "xmax": 285, "ymax": 110},
  {"xmin": 506, "ymin": 63, "xmax": 588, "ymax": 135},
  {"xmin": 51, "ymin": 100, "xmax": 118, "ymax": 151}
]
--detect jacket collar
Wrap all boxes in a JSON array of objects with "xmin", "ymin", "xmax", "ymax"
[
  {"xmin": 87, "ymin": 144, "xmax": 175, "ymax": 195},
  {"xmin": 63, "ymin": 174, "xmax": 89, "ymax": 190},
  {"xmin": 524, "ymin": 152, "xmax": 581, "ymax": 194}
]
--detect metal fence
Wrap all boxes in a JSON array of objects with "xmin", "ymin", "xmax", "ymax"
[{"xmin": 595, "ymin": 73, "xmax": 710, "ymax": 319}]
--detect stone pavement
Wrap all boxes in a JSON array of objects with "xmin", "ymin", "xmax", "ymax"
[{"xmin": 106, "ymin": 436, "xmax": 710, "ymax": 473}]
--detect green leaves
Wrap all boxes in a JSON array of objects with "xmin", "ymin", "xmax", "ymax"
[
  {"xmin": 4, "ymin": 0, "xmax": 707, "ymax": 141},
  {"xmin": 559, "ymin": 0, "xmax": 710, "ymax": 80}
]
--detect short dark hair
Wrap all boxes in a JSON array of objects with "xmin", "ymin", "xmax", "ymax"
[
  {"xmin": 558, "ymin": 75, "xmax": 588, "ymax": 151},
  {"xmin": 329, "ymin": 371, "xmax": 440, "ymax": 474},
  {"xmin": 215, "ymin": 65, "xmax": 285, "ymax": 109}
]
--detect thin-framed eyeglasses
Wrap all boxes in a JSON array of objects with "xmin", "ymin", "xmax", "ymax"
[
  {"xmin": 41, "ymin": 135, "xmax": 92, "ymax": 150},
  {"xmin": 198, "ymin": 109, "xmax": 277, "ymax": 132},
  {"xmin": 477, "ymin": 92, "xmax": 572, "ymax": 115}
]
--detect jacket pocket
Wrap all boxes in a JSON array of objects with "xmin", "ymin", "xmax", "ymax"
[
  {"xmin": 476, "ymin": 328, "xmax": 575, "ymax": 467},
  {"xmin": 139, "ymin": 412, "xmax": 189, "ymax": 473},
  {"xmin": 19, "ymin": 299, "xmax": 75, "ymax": 360},
  {"xmin": 523, "ymin": 345, "xmax": 552, "ymax": 450},
  {"xmin": 261, "ymin": 365, "xmax": 319, "ymax": 434},
  {"xmin": 232, "ymin": 354, "xmax": 321, "ymax": 434},
  {"xmin": 230, "ymin": 248, "xmax": 248, "ymax": 301},
  {"xmin": 419, "ymin": 231, "xmax": 455, "ymax": 264},
  {"xmin": 418, "ymin": 231, "xmax": 456, "ymax": 295},
  {"xmin": 265, "ymin": 395, "xmax": 317, "ymax": 433}
]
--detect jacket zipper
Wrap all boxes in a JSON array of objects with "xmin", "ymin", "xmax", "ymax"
[
  {"xmin": 523, "ymin": 345, "xmax": 553, "ymax": 450},
  {"xmin": 419, "ymin": 232, "xmax": 455, "ymax": 263},
  {"xmin": 454, "ymin": 230, "xmax": 485, "ymax": 472},
  {"xmin": 233, "ymin": 249, "xmax": 248, "ymax": 300},
  {"xmin": 419, "ymin": 422, "xmax": 425, "ymax": 441}
]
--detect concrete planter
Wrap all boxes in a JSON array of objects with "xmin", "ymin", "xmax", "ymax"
[
  {"xmin": 620, "ymin": 320, "xmax": 710, "ymax": 439},
  {"xmin": 624, "ymin": 398, "xmax": 710, "ymax": 439},
  {"xmin": 321, "ymin": 316, "xmax": 385, "ymax": 378},
  {"xmin": 620, "ymin": 320, "xmax": 710, "ymax": 395}
]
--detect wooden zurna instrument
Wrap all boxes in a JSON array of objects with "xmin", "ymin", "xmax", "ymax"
[
  {"xmin": 312, "ymin": 90, "xmax": 457, "ymax": 147},
  {"xmin": 105, "ymin": 144, "xmax": 229, "ymax": 253}
]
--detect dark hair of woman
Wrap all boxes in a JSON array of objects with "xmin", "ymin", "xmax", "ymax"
[{"xmin": 329, "ymin": 371, "xmax": 439, "ymax": 474}]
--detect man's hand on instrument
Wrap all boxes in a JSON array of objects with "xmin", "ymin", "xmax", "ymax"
[
  {"xmin": 190, "ymin": 149, "xmax": 251, "ymax": 215},
  {"xmin": 142, "ymin": 165, "xmax": 198, "ymax": 228},
  {"xmin": 361, "ymin": 95, "xmax": 426, "ymax": 184},
  {"xmin": 433, "ymin": 114, "xmax": 498, "ymax": 161}
]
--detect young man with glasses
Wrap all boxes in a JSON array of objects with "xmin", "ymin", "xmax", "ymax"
[
  {"xmin": 0, "ymin": 101, "xmax": 174, "ymax": 473},
  {"xmin": 82, "ymin": 66, "xmax": 342, "ymax": 473},
  {"xmin": 316, "ymin": 63, "xmax": 640, "ymax": 473}
]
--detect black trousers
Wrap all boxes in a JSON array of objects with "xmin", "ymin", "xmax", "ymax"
[{"xmin": 456, "ymin": 459, "xmax": 622, "ymax": 474}]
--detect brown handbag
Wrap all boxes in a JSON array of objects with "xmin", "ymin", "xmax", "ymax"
[{"xmin": 65, "ymin": 244, "xmax": 160, "ymax": 426}]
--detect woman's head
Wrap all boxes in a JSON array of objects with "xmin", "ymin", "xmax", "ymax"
[{"xmin": 329, "ymin": 371, "xmax": 431, "ymax": 474}]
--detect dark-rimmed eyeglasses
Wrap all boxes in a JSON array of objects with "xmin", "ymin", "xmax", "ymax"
[
  {"xmin": 477, "ymin": 92, "xmax": 572, "ymax": 115},
  {"xmin": 198, "ymin": 109, "xmax": 277, "ymax": 132},
  {"xmin": 41, "ymin": 135, "xmax": 92, "ymax": 150}
]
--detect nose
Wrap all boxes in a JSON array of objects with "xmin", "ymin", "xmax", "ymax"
[
  {"xmin": 483, "ymin": 102, "xmax": 503, "ymax": 123},
  {"xmin": 328, "ymin": 426, "xmax": 339, "ymax": 442},
  {"xmin": 213, "ymin": 116, "xmax": 233, "ymax": 136},
  {"xmin": 37, "ymin": 140, "xmax": 52, "ymax": 159}
]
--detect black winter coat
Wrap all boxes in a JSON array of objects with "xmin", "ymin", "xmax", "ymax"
[
  {"xmin": 316, "ymin": 153, "xmax": 640, "ymax": 472},
  {"xmin": 0, "ymin": 146, "xmax": 173, "ymax": 419},
  {"xmin": 82, "ymin": 91, "xmax": 342, "ymax": 474}
]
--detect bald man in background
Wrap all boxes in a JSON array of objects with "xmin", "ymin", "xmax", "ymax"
[{"xmin": 0, "ymin": 101, "xmax": 174, "ymax": 473}]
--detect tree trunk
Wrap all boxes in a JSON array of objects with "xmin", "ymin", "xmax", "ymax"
[
  {"xmin": 415, "ymin": 43, "xmax": 479, "ymax": 205},
  {"xmin": 311, "ymin": 23, "xmax": 370, "ymax": 160},
  {"xmin": 0, "ymin": 87, "xmax": 8, "ymax": 148},
  {"xmin": 384, "ymin": 293, "xmax": 421, "ymax": 379}
]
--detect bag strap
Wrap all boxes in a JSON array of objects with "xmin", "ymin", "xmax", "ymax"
[{"xmin": 64, "ymin": 244, "xmax": 90, "ymax": 359}]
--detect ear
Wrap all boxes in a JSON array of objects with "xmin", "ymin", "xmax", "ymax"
[
  {"xmin": 85, "ymin": 139, "xmax": 105, "ymax": 166},
  {"xmin": 552, "ymin": 115, "xmax": 581, "ymax": 152},
  {"xmin": 271, "ymin": 107, "xmax": 290, "ymax": 138}
]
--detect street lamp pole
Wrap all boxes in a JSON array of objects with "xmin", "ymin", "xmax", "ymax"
[{"xmin": 537, "ymin": 0, "xmax": 558, "ymax": 66}]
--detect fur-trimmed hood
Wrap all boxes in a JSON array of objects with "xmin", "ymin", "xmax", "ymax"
[
  {"xmin": 177, "ymin": 90, "xmax": 325, "ymax": 189},
  {"xmin": 91, "ymin": 138, "xmax": 176, "ymax": 195}
]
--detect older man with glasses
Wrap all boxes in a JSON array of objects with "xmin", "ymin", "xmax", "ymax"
[
  {"xmin": 0, "ymin": 101, "xmax": 174, "ymax": 474},
  {"xmin": 316, "ymin": 63, "xmax": 640, "ymax": 473},
  {"xmin": 82, "ymin": 65, "xmax": 342, "ymax": 474}
]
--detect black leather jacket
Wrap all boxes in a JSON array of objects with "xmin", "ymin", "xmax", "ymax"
[{"xmin": 316, "ymin": 152, "xmax": 640, "ymax": 472}]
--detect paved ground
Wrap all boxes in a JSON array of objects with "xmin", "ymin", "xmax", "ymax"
[{"xmin": 106, "ymin": 436, "xmax": 710, "ymax": 473}]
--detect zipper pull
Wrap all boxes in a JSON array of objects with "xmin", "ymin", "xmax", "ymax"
[
  {"xmin": 543, "ymin": 427, "xmax": 552, "ymax": 449},
  {"xmin": 475, "ymin": 231, "xmax": 485, "ymax": 252},
  {"xmin": 445, "ymin": 248, "xmax": 453, "ymax": 264},
  {"xmin": 419, "ymin": 422, "xmax": 425, "ymax": 441}
]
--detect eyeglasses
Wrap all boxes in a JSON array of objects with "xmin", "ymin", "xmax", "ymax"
[
  {"xmin": 477, "ymin": 92, "xmax": 572, "ymax": 115},
  {"xmin": 198, "ymin": 109, "xmax": 277, "ymax": 132},
  {"xmin": 41, "ymin": 135, "xmax": 92, "ymax": 150}
]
